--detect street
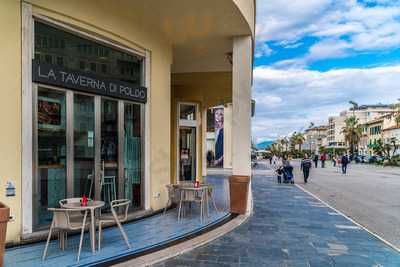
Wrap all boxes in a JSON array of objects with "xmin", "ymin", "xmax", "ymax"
[
  {"xmin": 291, "ymin": 160, "xmax": 400, "ymax": 248},
  {"xmin": 154, "ymin": 163, "xmax": 400, "ymax": 266}
]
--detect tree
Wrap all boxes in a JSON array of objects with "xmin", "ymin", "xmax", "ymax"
[
  {"xmin": 373, "ymin": 138, "xmax": 399, "ymax": 161},
  {"xmin": 292, "ymin": 132, "xmax": 305, "ymax": 151},
  {"xmin": 342, "ymin": 116, "xmax": 362, "ymax": 156}
]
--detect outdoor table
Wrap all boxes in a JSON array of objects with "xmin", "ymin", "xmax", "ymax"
[
  {"xmin": 61, "ymin": 200, "xmax": 105, "ymax": 254},
  {"xmin": 177, "ymin": 185, "xmax": 209, "ymax": 221}
]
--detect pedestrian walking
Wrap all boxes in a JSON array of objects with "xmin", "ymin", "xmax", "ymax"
[
  {"xmin": 313, "ymin": 154, "xmax": 319, "ymax": 168},
  {"xmin": 332, "ymin": 155, "xmax": 337, "ymax": 167},
  {"xmin": 269, "ymin": 156, "xmax": 272, "ymax": 165},
  {"xmin": 341, "ymin": 154, "xmax": 349, "ymax": 174},
  {"xmin": 320, "ymin": 153, "xmax": 327, "ymax": 168},
  {"xmin": 301, "ymin": 154, "xmax": 312, "ymax": 183}
]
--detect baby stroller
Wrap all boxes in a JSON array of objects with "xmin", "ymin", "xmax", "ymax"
[{"xmin": 282, "ymin": 165, "xmax": 294, "ymax": 184}]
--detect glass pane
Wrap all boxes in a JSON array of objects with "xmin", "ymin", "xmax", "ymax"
[
  {"xmin": 101, "ymin": 99, "xmax": 118, "ymax": 207},
  {"xmin": 179, "ymin": 127, "xmax": 196, "ymax": 181},
  {"xmin": 34, "ymin": 22, "xmax": 143, "ymax": 86},
  {"xmin": 180, "ymin": 104, "xmax": 196, "ymax": 120},
  {"xmin": 74, "ymin": 94, "xmax": 95, "ymax": 199},
  {"xmin": 37, "ymin": 87, "xmax": 66, "ymax": 226},
  {"xmin": 124, "ymin": 103, "xmax": 142, "ymax": 208}
]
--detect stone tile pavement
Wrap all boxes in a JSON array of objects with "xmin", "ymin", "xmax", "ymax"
[{"xmin": 154, "ymin": 172, "xmax": 400, "ymax": 267}]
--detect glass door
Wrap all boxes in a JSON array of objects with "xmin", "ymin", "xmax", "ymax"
[
  {"xmin": 73, "ymin": 94, "xmax": 95, "ymax": 199},
  {"xmin": 100, "ymin": 99, "xmax": 119, "ymax": 206},
  {"xmin": 124, "ymin": 103, "xmax": 142, "ymax": 208},
  {"xmin": 36, "ymin": 87, "xmax": 67, "ymax": 226},
  {"xmin": 179, "ymin": 127, "xmax": 196, "ymax": 181}
]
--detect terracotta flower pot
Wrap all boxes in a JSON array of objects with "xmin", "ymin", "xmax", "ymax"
[
  {"xmin": 229, "ymin": 175, "xmax": 250, "ymax": 214},
  {"xmin": 0, "ymin": 203, "xmax": 9, "ymax": 267}
]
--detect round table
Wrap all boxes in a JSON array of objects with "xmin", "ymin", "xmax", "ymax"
[{"xmin": 62, "ymin": 200, "xmax": 105, "ymax": 253}]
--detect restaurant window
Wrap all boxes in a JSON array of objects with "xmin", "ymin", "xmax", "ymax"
[{"xmin": 33, "ymin": 20, "xmax": 146, "ymax": 229}]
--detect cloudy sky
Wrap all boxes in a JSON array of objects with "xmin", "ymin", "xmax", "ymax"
[{"xmin": 253, "ymin": 0, "xmax": 400, "ymax": 143}]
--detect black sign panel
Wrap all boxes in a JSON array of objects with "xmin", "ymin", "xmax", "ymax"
[{"xmin": 32, "ymin": 61, "xmax": 147, "ymax": 103}]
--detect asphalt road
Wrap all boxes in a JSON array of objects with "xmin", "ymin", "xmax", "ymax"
[{"xmin": 287, "ymin": 159, "xmax": 400, "ymax": 248}]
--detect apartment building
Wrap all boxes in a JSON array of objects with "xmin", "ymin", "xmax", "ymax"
[
  {"xmin": 304, "ymin": 126, "xmax": 328, "ymax": 154},
  {"xmin": 327, "ymin": 115, "xmax": 346, "ymax": 149}
]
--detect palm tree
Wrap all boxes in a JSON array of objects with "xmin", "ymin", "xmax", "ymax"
[
  {"xmin": 293, "ymin": 132, "xmax": 306, "ymax": 151},
  {"xmin": 342, "ymin": 116, "xmax": 362, "ymax": 156}
]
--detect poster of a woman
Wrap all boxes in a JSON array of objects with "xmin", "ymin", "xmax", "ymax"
[{"xmin": 214, "ymin": 108, "xmax": 224, "ymax": 166}]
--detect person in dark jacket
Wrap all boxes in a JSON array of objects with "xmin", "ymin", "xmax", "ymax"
[
  {"xmin": 301, "ymin": 154, "xmax": 312, "ymax": 183},
  {"xmin": 313, "ymin": 154, "xmax": 319, "ymax": 168},
  {"xmin": 341, "ymin": 154, "xmax": 349, "ymax": 174}
]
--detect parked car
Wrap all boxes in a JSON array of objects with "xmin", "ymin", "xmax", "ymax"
[
  {"xmin": 354, "ymin": 155, "xmax": 365, "ymax": 163},
  {"xmin": 368, "ymin": 155, "xmax": 384, "ymax": 163}
]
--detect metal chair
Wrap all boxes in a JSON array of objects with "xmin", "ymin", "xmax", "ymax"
[
  {"xmin": 98, "ymin": 199, "xmax": 131, "ymax": 250},
  {"xmin": 163, "ymin": 184, "xmax": 181, "ymax": 214},
  {"xmin": 178, "ymin": 187, "xmax": 207, "ymax": 222},
  {"xmin": 42, "ymin": 208, "xmax": 89, "ymax": 262},
  {"xmin": 206, "ymin": 184, "xmax": 219, "ymax": 213}
]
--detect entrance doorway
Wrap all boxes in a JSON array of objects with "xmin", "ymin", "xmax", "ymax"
[
  {"xmin": 179, "ymin": 127, "xmax": 196, "ymax": 181},
  {"xmin": 35, "ymin": 86, "xmax": 143, "ymax": 228},
  {"xmin": 177, "ymin": 102, "xmax": 198, "ymax": 182}
]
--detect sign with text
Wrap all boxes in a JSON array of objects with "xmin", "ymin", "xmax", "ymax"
[{"xmin": 32, "ymin": 61, "xmax": 147, "ymax": 103}]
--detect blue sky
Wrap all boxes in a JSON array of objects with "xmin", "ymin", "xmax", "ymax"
[{"xmin": 253, "ymin": 0, "xmax": 400, "ymax": 143}]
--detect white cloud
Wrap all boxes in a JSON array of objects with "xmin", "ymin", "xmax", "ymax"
[
  {"xmin": 256, "ymin": 0, "xmax": 400, "ymax": 55},
  {"xmin": 252, "ymin": 65, "xmax": 400, "ymax": 141},
  {"xmin": 254, "ymin": 43, "xmax": 273, "ymax": 58},
  {"xmin": 306, "ymin": 39, "xmax": 351, "ymax": 61}
]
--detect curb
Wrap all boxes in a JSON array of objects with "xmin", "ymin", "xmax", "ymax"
[{"xmin": 295, "ymin": 184, "xmax": 400, "ymax": 253}]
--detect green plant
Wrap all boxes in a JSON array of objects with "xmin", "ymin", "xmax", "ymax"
[{"xmin": 342, "ymin": 116, "xmax": 362, "ymax": 156}]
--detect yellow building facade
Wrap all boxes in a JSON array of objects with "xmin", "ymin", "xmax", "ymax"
[{"xmin": 0, "ymin": 0, "xmax": 254, "ymax": 243}]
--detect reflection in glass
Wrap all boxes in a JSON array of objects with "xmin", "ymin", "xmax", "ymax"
[
  {"xmin": 124, "ymin": 103, "xmax": 142, "ymax": 208},
  {"xmin": 101, "ymin": 99, "xmax": 118, "ymax": 206},
  {"xmin": 179, "ymin": 127, "xmax": 196, "ymax": 181},
  {"xmin": 180, "ymin": 104, "xmax": 196, "ymax": 120},
  {"xmin": 37, "ymin": 88, "xmax": 67, "ymax": 226},
  {"xmin": 74, "ymin": 94, "xmax": 95, "ymax": 199},
  {"xmin": 34, "ymin": 21, "xmax": 143, "ymax": 86}
]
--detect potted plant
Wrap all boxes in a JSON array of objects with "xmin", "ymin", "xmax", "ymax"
[{"xmin": 0, "ymin": 202, "xmax": 9, "ymax": 266}]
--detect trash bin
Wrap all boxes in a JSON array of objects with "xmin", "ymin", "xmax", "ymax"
[
  {"xmin": 0, "ymin": 202, "xmax": 9, "ymax": 267},
  {"xmin": 229, "ymin": 175, "xmax": 250, "ymax": 214}
]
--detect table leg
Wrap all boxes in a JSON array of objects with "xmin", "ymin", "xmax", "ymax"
[{"xmin": 90, "ymin": 210, "xmax": 96, "ymax": 254}]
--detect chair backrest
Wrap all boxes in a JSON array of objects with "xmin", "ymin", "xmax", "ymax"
[
  {"xmin": 48, "ymin": 208, "xmax": 87, "ymax": 229},
  {"xmin": 110, "ymin": 199, "xmax": 130, "ymax": 222},
  {"xmin": 166, "ymin": 184, "xmax": 181, "ymax": 203}
]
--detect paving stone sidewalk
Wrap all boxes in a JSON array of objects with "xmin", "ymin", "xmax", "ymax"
[{"xmin": 154, "ymin": 171, "xmax": 400, "ymax": 267}]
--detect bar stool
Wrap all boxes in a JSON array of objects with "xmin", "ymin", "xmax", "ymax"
[{"xmin": 101, "ymin": 176, "xmax": 117, "ymax": 206}]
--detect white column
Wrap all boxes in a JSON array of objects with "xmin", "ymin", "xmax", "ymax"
[
  {"xmin": 232, "ymin": 36, "xmax": 252, "ymax": 177},
  {"xmin": 223, "ymin": 103, "xmax": 232, "ymax": 169}
]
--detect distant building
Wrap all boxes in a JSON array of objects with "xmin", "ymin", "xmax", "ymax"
[
  {"xmin": 327, "ymin": 115, "xmax": 346, "ymax": 149},
  {"xmin": 304, "ymin": 126, "xmax": 328, "ymax": 154}
]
